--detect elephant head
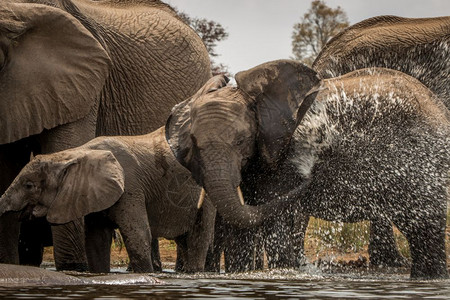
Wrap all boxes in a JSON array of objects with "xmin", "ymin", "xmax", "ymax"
[
  {"xmin": 0, "ymin": 149, "xmax": 124, "ymax": 224},
  {"xmin": 0, "ymin": 1, "xmax": 110, "ymax": 144},
  {"xmin": 166, "ymin": 60, "xmax": 321, "ymax": 228}
]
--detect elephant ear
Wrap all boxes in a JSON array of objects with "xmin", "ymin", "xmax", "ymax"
[
  {"xmin": 235, "ymin": 60, "xmax": 321, "ymax": 166},
  {"xmin": 46, "ymin": 150, "xmax": 124, "ymax": 224},
  {"xmin": 165, "ymin": 75, "xmax": 229, "ymax": 167},
  {"xmin": 0, "ymin": 2, "xmax": 110, "ymax": 144}
]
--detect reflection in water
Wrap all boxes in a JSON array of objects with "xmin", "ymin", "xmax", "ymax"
[{"xmin": 0, "ymin": 268, "xmax": 449, "ymax": 299}]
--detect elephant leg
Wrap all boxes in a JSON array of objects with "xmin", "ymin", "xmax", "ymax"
[
  {"xmin": 183, "ymin": 204, "xmax": 216, "ymax": 273},
  {"xmin": 151, "ymin": 239, "xmax": 162, "ymax": 272},
  {"xmin": 175, "ymin": 234, "xmax": 188, "ymax": 272},
  {"xmin": 224, "ymin": 226, "xmax": 258, "ymax": 273},
  {"xmin": 292, "ymin": 213, "xmax": 309, "ymax": 268},
  {"xmin": 395, "ymin": 215, "xmax": 448, "ymax": 279},
  {"xmin": 265, "ymin": 203, "xmax": 307, "ymax": 269},
  {"xmin": 118, "ymin": 221, "xmax": 153, "ymax": 273},
  {"xmin": 85, "ymin": 214, "xmax": 114, "ymax": 273},
  {"xmin": 253, "ymin": 228, "xmax": 264, "ymax": 270},
  {"xmin": 110, "ymin": 192, "xmax": 153, "ymax": 273},
  {"xmin": 0, "ymin": 212, "xmax": 20, "ymax": 264},
  {"xmin": 265, "ymin": 217, "xmax": 294, "ymax": 269},
  {"xmin": 0, "ymin": 139, "xmax": 33, "ymax": 265},
  {"xmin": 19, "ymin": 217, "xmax": 52, "ymax": 266},
  {"xmin": 52, "ymin": 219, "xmax": 89, "ymax": 272},
  {"xmin": 126, "ymin": 239, "xmax": 160, "ymax": 272},
  {"xmin": 368, "ymin": 217, "xmax": 407, "ymax": 267},
  {"xmin": 205, "ymin": 214, "xmax": 226, "ymax": 272}
]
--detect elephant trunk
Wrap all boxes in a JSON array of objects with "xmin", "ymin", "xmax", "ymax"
[
  {"xmin": 0, "ymin": 184, "xmax": 26, "ymax": 216},
  {"xmin": 202, "ymin": 168, "xmax": 276, "ymax": 228},
  {"xmin": 0, "ymin": 192, "xmax": 12, "ymax": 216}
]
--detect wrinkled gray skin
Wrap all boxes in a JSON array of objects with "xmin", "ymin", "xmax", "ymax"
[
  {"xmin": 166, "ymin": 62, "xmax": 449, "ymax": 279},
  {"xmin": 0, "ymin": 263, "xmax": 164, "ymax": 286},
  {"xmin": 312, "ymin": 15, "xmax": 450, "ymax": 268},
  {"xmin": 166, "ymin": 60, "xmax": 321, "ymax": 272},
  {"xmin": 0, "ymin": 0, "xmax": 211, "ymax": 271},
  {"xmin": 0, "ymin": 124, "xmax": 216, "ymax": 273},
  {"xmin": 313, "ymin": 15, "xmax": 450, "ymax": 109}
]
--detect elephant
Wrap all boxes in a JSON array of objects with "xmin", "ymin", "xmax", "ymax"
[
  {"xmin": 165, "ymin": 60, "xmax": 449, "ymax": 279},
  {"xmin": 166, "ymin": 60, "xmax": 321, "ymax": 272},
  {"xmin": 0, "ymin": 0, "xmax": 211, "ymax": 271},
  {"xmin": 313, "ymin": 15, "xmax": 450, "ymax": 109},
  {"xmin": 0, "ymin": 120, "xmax": 218, "ymax": 273},
  {"xmin": 0, "ymin": 263, "xmax": 164, "ymax": 287},
  {"xmin": 311, "ymin": 14, "xmax": 450, "ymax": 268}
]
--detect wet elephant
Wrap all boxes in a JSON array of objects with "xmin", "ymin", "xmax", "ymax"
[
  {"xmin": 311, "ymin": 15, "xmax": 450, "ymax": 267},
  {"xmin": 165, "ymin": 61, "xmax": 449, "ymax": 279},
  {"xmin": 0, "ymin": 0, "xmax": 211, "ymax": 270},
  {"xmin": 166, "ymin": 60, "xmax": 321, "ymax": 272},
  {"xmin": 313, "ymin": 15, "xmax": 450, "ymax": 109}
]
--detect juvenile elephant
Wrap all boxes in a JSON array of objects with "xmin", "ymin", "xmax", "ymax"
[
  {"xmin": 0, "ymin": 124, "xmax": 217, "ymax": 273},
  {"xmin": 166, "ymin": 61, "xmax": 449, "ymax": 279},
  {"xmin": 312, "ymin": 14, "xmax": 450, "ymax": 268},
  {"xmin": 0, "ymin": 0, "xmax": 211, "ymax": 270}
]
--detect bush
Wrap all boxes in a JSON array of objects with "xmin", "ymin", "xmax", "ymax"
[{"xmin": 306, "ymin": 218, "xmax": 370, "ymax": 253}]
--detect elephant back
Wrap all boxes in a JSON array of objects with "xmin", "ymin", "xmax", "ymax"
[
  {"xmin": 290, "ymin": 68, "xmax": 450, "ymax": 222},
  {"xmin": 312, "ymin": 15, "xmax": 450, "ymax": 110},
  {"xmin": 72, "ymin": 0, "xmax": 212, "ymax": 136}
]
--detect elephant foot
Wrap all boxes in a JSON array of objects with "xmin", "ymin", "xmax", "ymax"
[
  {"xmin": 204, "ymin": 253, "xmax": 221, "ymax": 273},
  {"xmin": 369, "ymin": 219, "xmax": 408, "ymax": 268}
]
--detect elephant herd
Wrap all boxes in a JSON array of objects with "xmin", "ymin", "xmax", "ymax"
[{"xmin": 0, "ymin": 1, "xmax": 448, "ymax": 281}]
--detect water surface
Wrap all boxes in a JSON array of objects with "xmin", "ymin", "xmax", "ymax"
[{"xmin": 1, "ymin": 268, "xmax": 449, "ymax": 299}]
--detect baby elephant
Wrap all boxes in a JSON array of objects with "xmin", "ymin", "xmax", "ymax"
[{"xmin": 0, "ymin": 125, "xmax": 217, "ymax": 273}]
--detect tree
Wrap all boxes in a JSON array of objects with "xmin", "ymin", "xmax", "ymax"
[
  {"xmin": 292, "ymin": 0, "xmax": 349, "ymax": 65},
  {"xmin": 176, "ymin": 11, "xmax": 230, "ymax": 75}
]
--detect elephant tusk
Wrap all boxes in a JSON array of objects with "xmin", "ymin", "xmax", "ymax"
[
  {"xmin": 237, "ymin": 186, "xmax": 245, "ymax": 206},
  {"xmin": 197, "ymin": 188, "xmax": 206, "ymax": 209}
]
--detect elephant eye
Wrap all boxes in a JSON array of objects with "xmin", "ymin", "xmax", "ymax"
[{"xmin": 25, "ymin": 182, "xmax": 34, "ymax": 190}]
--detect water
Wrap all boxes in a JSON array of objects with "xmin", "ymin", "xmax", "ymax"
[{"xmin": 0, "ymin": 267, "xmax": 449, "ymax": 299}]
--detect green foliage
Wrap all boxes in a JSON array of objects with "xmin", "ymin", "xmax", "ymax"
[
  {"xmin": 112, "ymin": 229, "xmax": 125, "ymax": 250},
  {"xmin": 165, "ymin": 239, "xmax": 177, "ymax": 251},
  {"xmin": 307, "ymin": 218, "xmax": 369, "ymax": 253},
  {"xmin": 292, "ymin": 0, "xmax": 349, "ymax": 65},
  {"xmin": 393, "ymin": 226, "xmax": 410, "ymax": 259}
]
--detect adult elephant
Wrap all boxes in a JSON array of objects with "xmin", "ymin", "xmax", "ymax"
[
  {"xmin": 312, "ymin": 15, "xmax": 450, "ymax": 268},
  {"xmin": 166, "ymin": 60, "xmax": 321, "ymax": 271},
  {"xmin": 166, "ymin": 61, "xmax": 449, "ymax": 279},
  {"xmin": 313, "ymin": 15, "xmax": 450, "ymax": 108},
  {"xmin": 0, "ymin": 0, "xmax": 211, "ymax": 271}
]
